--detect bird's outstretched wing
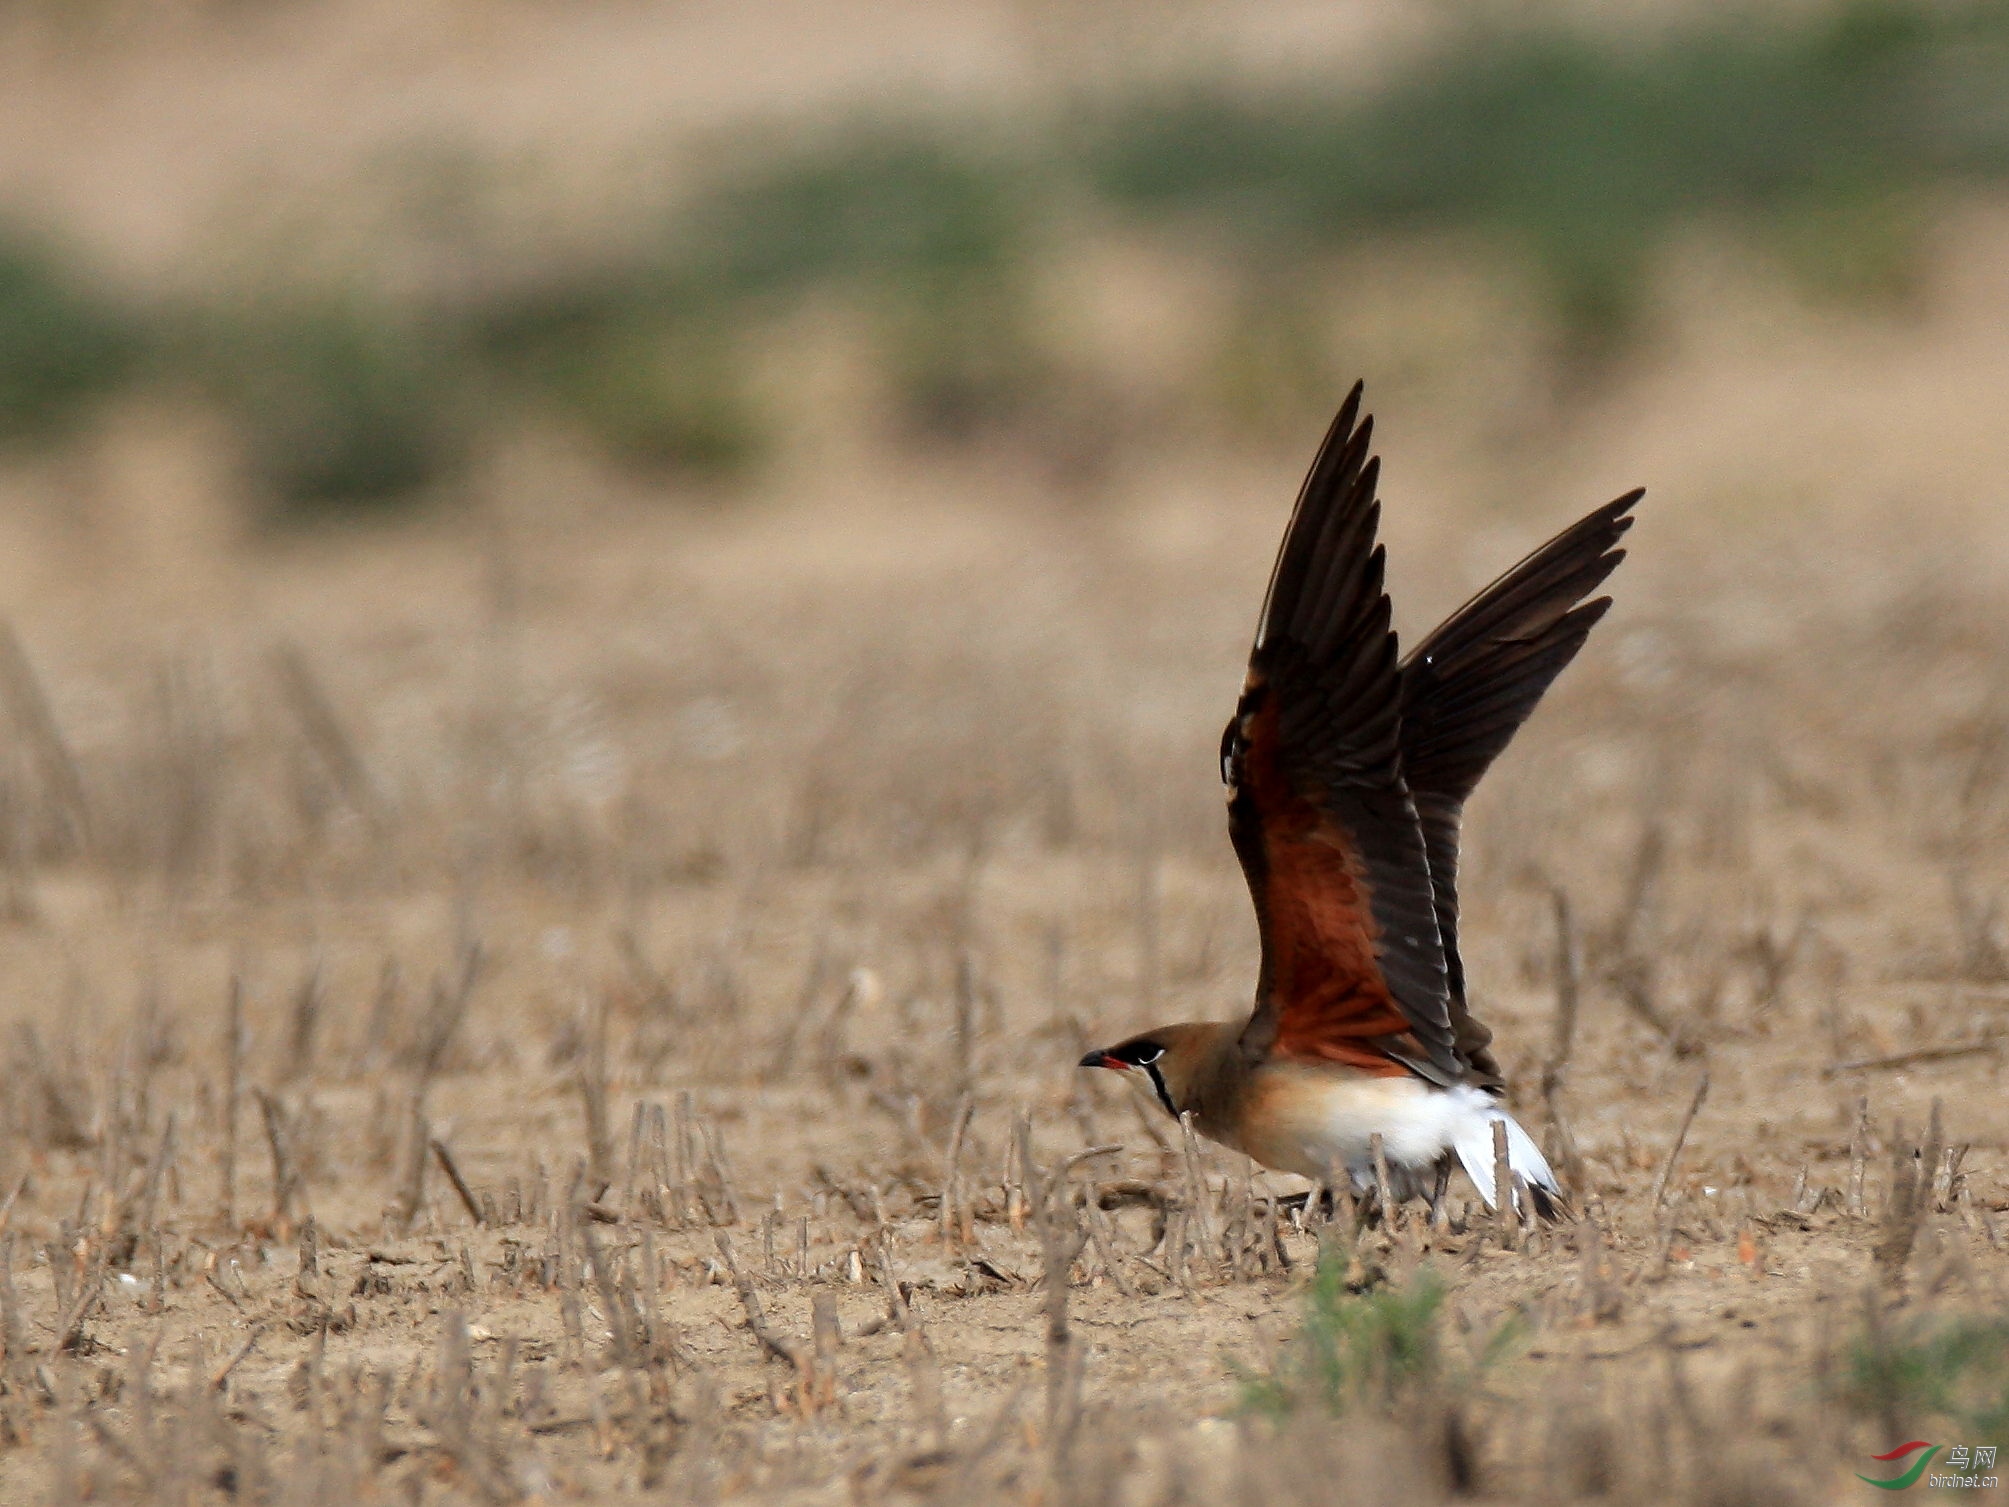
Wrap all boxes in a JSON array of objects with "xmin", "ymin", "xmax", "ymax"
[
  {"xmin": 1398, "ymin": 491, "xmax": 1640, "ymax": 1082},
  {"xmin": 1224, "ymin": 384, "xmax": 1459, "ymax": 1081}
]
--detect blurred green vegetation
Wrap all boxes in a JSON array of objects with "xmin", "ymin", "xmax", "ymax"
[
  {"xmin": 204, "ymin": 297, "xmax": 470, "ymax": 516},
  {"xmin": 1240, "ymin": 1262, "xmax": 1451, "ymax": 1417},
  {"xmin": 1084, "ymin": 0, "xmax": 2009, "ymax": 358},
  {"xmin": 1843, "ymin": 1309, "xmax": 2009, "ymax": 1443},
  {"xmin": 4, "ymin": 0, "xmax": 2009, "ymax": 514},
  {"xmin": 0, "ymin": 228, "xmax": 138, "ymax": 445},
  {"xmin": 476, "ymin": 288, "xmax": 767, "ymax": 479},
  {"xmin": 1239, "ymin": 1257, "xmax": 1519, "ymax": 1420}
]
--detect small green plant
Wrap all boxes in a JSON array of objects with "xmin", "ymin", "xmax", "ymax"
[
  {"xmin": 1242, "ymin": 1257, "xmax": 1519, "ymax": 1418},
  {"xmin": 1843, "ymin": 1309, "xmax": 2009, "ymax": 1442}
]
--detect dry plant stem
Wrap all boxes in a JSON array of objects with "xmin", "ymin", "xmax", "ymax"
[
  {"xmin": 1038, "ymin": 1184, "xmax": 1088, "ymax": 1466},
  {"xmin": 699, "ymin": 1119, "xmax": 742, "ymax": 1225},
  {"xmin": 295, "ymin": 1218, "xmax": 319, "ymax": 1291},
  {"xmin": 646, "ymin": 1102, "xmax": 672, "ymax": 1224},
  {"xmin": 254, "ymin": 1089, "xmax": 299, "ymax": 1228},
  {"xmin": 1822, "ymin": 1035, "xmax": 2003, "ymax": 1075},
  {"xmin": 1013, "ymin": 1114, "xmax": 1041, "ymax": 1227},
  {"xmin": 85, "ymin": 1412, "xmax": 153, "ymax": 1493},
  {"xmin": 284, "ymin": 958, "xmax": 323, "ymax": 1084},
  {"xmin": 1177, "ymin": 1112, "xmax": 1215, "ymax": 1279},
  {"xmin": 1343, "ymin": 1179, "xmax": 1367, "ymax": 1238},
  {"xmin": 952, "ymin": 952, "xmax": 977, "ymax": 1101},
  {"xmin": 1547, "ymin": 887, "xmax": 1582, "ymax": 1072},
  {"xmin": 877, "ymin": 1254, "xmax": 947, "ymax": 1446},
  {"xmin": 1133, "ymin": 818, "xmax": 1161, "ymax": 1020},
  {"xmin": 1543, "ymin": 887, "xmax": 1587, "ymax": 1189},
  {"xmin": 940, "ymin": 1093, "xmax": 974, "ymax": 1251},
  {"xmin": 808, "ymin": 1293, "xmax": 842, "ymax": 1412},
  {"xmin": 394, "ymin": 1098, "xmax": 429, "ymax": 1231},
  {"xmin": 1873, "ymin": 1100, "xmax": 1942, "ymax": 1285},
  {"xmin": 941, "ymin": 1385, "xmax": 1025, "ymax": 1503},
  {"xmin": 1578, "ymin": 1217, "xmax": 1622, "ymax": 1323},
  {"xmin": 0, "ymin": 1240, "xmax": 24, "ymax": 1385},
  {"xmin": 815, "ymin": 968, "xmax": 872, "ymax": 1089},
  {"xmin": 0, "ymin": 1173, "xmax": 26, "ymax": 1241},
  {"xmin": 1491, "ymin": 1121, "xmax": 1517, "ymax": 1251},
  {"xmin": 1081, "ymin": 1187, "xmax": 1135, "ymax": 1296},
  {"xmin": 412, "ymin": 941, "xmax": 485, "ymax": 1081},
  {"xmin": 209, "ymin": 1327, "xmax": 263, "ymax": 1391},
  {"xmin": 579, "ymin": 997, "xmax": 614, "ymax": 1187},
  {"xmin": 621, "ymin": 1100, "xmax": 648, "ymax": 1219},
  {"xmin": 1611, "ymin": 822, "xmax": 1665, "ymax": 957},
  {"xmin": 1370, "ymin": 1131, "xmax": 1398, "ymax": 1234},
  {"xmin": 0, "ymin": 622, "xmax": 90, "ymax": 849},
  {"xmin": 1613, "ymin": 961, "xmax": 1690, "ymax": 1050},
  {"xmin": 122, "ymin": 1112, "xmax": 176, "ymax": 1238},
  {"xmin": 424, "ymin": 1313, "xmax": 517, "ymax": 1505},
  {"xmin": 271, "ymin": 643, "xmax": 385, "ymax": 827},
  {"xmin": 1847, "ymin": 1096, "xmax": 1870, "ymax": 1219},
  {"xmin": 715, "ymin": 1231, "xmax": 803, "ymax": 1368},
  {"xmin": 579, "ymin": 1217, "xmax": 648, "ymax": 1416},
  {"xmin": 1931, "ymin": 1142, "xmax": 1966, "ymax": 1212},
  {"xmin": 1650, "ymin": 1071, "xmax": 1710, "ymax": 1212},
  {"xmin": 431, "ymin": 1139, "xmax": 485, "ymax": 1226},
  {"xmin": 1647, "ymin": 1201, "xmax": 1682, "ymax": 1283},
  {"xmin": 56, "ymin": 1240, "xmax": 110, "ymax": 1352},
  {"xmin": 672, "ymin": 1092, "xmax": 697, "ymax": 1226},
  {"xmin": 1004, "ymin": 1106, "xmax": 1031, "ymax": 1231},
  {"xmin": 765, "ymin": 940, "xmax": 831, "ymax": 1080},
  {"xmin": 902, "ymin": 1314, "xmax": 946, "ymax": 1448},
  {"xmin": 221, "ymin": 977, "xmax": 242, "ymax": 1230}
]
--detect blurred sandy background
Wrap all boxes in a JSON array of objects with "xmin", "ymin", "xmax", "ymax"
[{"xmin": 3, "ymin": 0, "xmax": 2009, "ymax": 615}]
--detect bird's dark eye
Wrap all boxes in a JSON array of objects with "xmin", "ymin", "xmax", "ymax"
[{"xmin": 1117, "ymin": 1041, "xmax": 1163, "ymax": 1066}]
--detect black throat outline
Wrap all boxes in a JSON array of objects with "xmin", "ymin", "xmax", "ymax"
[{"xmin": 1142, "ymin": 1061, "xmax": 1177, "ymax": 1119}]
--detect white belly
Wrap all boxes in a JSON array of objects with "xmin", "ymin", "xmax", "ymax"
[{"xmin": 1230, "ymin": 1073, "xmax": 1557, "ymax": 1211}]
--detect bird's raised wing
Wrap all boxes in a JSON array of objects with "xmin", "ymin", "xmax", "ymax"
[
  {"xmin": 1398, "ymin": 491, "xmax": 1640, "ymax": 1082},
  {"xmin": 1224, "ymin": 385, "xmax": 1459, "ymax": 1082}
]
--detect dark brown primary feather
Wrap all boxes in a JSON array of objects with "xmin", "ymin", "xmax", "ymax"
[
  {"xmin": 1226, "ymin": 384, "xmax": 1459, "ymax": 1081},
  {"xmin": 1397, "ymin": 490, "xmax": 1641, "ymax": 1081}
]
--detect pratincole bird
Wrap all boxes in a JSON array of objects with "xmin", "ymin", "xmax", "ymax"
[{"xmin": 1081, "ymin": 382, "xmax": 1640, "ymax": 1218}]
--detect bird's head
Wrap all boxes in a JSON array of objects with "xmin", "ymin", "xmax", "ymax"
[{"xmin": 1078, "ymin": 1022, "xmax": 1229, "ymax": 1118}]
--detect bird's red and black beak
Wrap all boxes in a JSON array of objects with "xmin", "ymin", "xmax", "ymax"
[{"xmin": 1079, "ymin": 1038, "xmax": 1177, "ymax": 1116}]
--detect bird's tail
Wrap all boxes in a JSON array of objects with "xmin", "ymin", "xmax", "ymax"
[{"xmin": 1451, "ymin": 1100, "xmax": 1565, "ymax": 1219}]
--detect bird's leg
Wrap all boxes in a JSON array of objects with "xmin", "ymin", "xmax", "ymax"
[{"xmin": 1429, "ymin": 1160, "xmax": 1453, "ymax": 1229}]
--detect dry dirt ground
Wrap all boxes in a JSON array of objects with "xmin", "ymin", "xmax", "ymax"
[{"xmin": 2, "ymin": 291, "xmax": 2009, "ymax": 1505}]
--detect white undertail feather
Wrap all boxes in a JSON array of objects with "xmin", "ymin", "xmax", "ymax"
[
  {"xmin": 1277, "ymin": 1076, "xmax": 1560, "ymax": 1212},
  {"xmin": 1450, "ymin": 1097, "xmax": 1557, "ymax": 1213}
]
